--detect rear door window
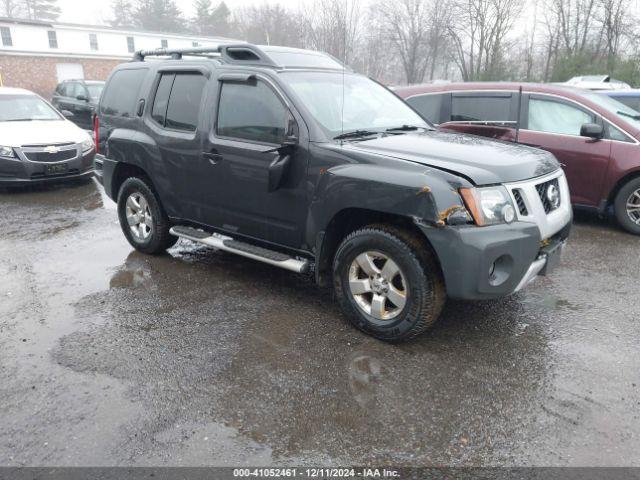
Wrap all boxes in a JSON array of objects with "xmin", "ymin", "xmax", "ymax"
[
  {"xmin": 451, "ymin": 93, "xmax": 512, "ymax": 122},
  {"xmin": 406, "ymin": 94, "xmax": 444, "ymax": 123},
  {"xmin": 216, "ymin": 80, "xmax": 288, "ymax": 144},
  {"xmin": 150, "ymin": 72, "xmax": 206, "ymax": 132},
  {"xmin": 527, "ymin": 97, "xmax": 595, "ymax": 136},
  {"xmin": 100, "ymin": 68, "xmax": 148, "ymax": 117},
  {"xmin": 151, "ymin": 74, "xmax": 174, "ymax": 126},
  {"xmin": 165, "ymin": 73, "xmax": 206, "ymax": 131}
]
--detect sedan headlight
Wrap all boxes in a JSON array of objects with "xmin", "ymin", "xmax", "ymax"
[
  {"xmin": 460, "ymin": 186, "xmax": 516, "ymax": 226},
  {"xmin": 81, "ymin": 138, "xmax": 94, "ymax": 153},
  {"xmin": 0, "ymin": 145, "xmax": 16, "ymax": 158}
]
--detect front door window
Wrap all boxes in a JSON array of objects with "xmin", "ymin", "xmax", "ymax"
[{"xmin": 528, "ymin": 98, "xmax": 594, "ymax": 136}]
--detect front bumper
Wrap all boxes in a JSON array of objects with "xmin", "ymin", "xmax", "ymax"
[
  {"xmin": 0, "ymin": 149, "xmax": 95, "ymax": 186},
  {"xmin": 420, "ymin": 220, "xmax": 571, "ymax": 301}
]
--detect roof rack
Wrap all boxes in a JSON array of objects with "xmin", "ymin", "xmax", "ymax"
[
  {"xmin": 131, "ymin": 43, "xmax": 347, "ymax": 71},
  {"xmin": 132, "ymin": 44, "xmax": 278, "ymax": 67}
]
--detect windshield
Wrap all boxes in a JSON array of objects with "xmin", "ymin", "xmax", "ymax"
[
  {"xmin": 280, "ymin": 72, "xmax": 430, "ymax": 138},
  {"xmin": 0, "ymin": 95, "xmax": 62, "ymax": 122},
  {"xmin": 86, "ymin": 84, "xmax": 104, "ymax": 101},
  {"xmin": 588, "ymin": 91, "xmax": 640, "ymax": 129}
]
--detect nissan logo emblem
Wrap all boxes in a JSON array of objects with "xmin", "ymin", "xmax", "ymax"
[{"xmin": 546, "ymin": 184, "xmax": 560, "ymax": 209}]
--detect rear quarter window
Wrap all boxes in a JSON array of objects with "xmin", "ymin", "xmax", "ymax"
[
  {"xmin": 100, "ymin": 68, "xmax": 148, "ymax": 117},
  {"xmin": 406, "ymin": 93, "xmax": 444, "ymax": 123}
]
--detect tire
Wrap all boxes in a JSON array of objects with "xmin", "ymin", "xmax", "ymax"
[
  {"xmin": 614, "ymin": 177, "xmax": 640, "ymax": 235},
  {"xmin": 333, "ymin": 224, "xmax": 446, "ymax": 342},
  {"xmin": 117, "ymin": 177, "xmax": 177, "ymax": 254}
]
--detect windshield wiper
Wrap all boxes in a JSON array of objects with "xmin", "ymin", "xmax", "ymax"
[
  {"xmin": 0, "ymin": 118, "xmax": 34, "ymax": 122},
  {"xmin": 333, "ymin": 130, "xmax": 380, "ymax": 140},
  {"xmin": 617, "ymin": 110, "xmax": 640, "ymax": 120}
]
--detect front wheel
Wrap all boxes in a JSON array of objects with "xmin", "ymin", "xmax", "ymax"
[
  {"xmin": 117, "ymin": 177, "xmax": 177, "ymax": 254},
  {"xmin": 614, "ymin": 177, "xmax": 640, "ymax": 235},
  {"xmin": 333, "ymin": 225, "xmax": 445, "ymax": 342}
]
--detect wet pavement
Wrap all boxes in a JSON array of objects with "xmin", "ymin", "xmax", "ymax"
[{"xmin": 0, "ymin": 179, "xmax": 638, "ymax": 467}]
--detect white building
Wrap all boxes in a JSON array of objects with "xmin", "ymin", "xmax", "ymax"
[{"xmin": 0, "ymin": 17, "xmax": 235, "ymax": 96}]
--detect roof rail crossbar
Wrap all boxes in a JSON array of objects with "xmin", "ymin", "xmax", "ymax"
[
  {"xmin": 133, "ymin": 46, "xmax": 226, "ymax": 61},
  {"xmin": 132, "ymin": 43, "xmax": 279, "ymax": 67}
]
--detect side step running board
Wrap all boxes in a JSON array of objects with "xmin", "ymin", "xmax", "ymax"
[{"xmin": 170, "ymin": 225, "xmax": 310, "ymax": 274}]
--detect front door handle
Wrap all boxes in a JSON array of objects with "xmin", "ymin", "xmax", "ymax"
[{"xmin": 202, "ymin": 152, "xmax": 223, "ymax": 164}]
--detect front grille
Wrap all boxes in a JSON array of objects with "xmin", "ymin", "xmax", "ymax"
[
  {"xmin": 536, "ymin": 178, "xmax": 561, "ymax": 214},
  {"xmin": 512, "ymin": 189, "xmax": 528, "ymax": 216},
  {"xmin": 21, "ymin": 142, "xmax": 74, "ymax": 148},
  {"xmin": 24, "ymin": 149, "xmax": 77, "ymax": 163}
]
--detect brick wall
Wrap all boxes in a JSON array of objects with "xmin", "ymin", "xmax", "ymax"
[{"xmin": 0, "ymin": 55, "xmax": 123, "ymax": 98}]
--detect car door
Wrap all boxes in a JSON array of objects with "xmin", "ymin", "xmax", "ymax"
[
  {"xmin": 518, "ymin": 94, "xmax": 612, "ymax": 207},
  {"xmin": 54, "ymin": 82, "xmax": 72, "ymax": 113},
  {"xmin": 68, "ymin": 82, "xmax": 93, "ymax": 129},
  {"xmin": 198, "ymin": 73, "xmax": 309, "ymax": 248},
  {"xmin": 144, "ymin": 69, "xmax": 210, "ymax": 221},
  {"xmin": 51, "ymin": 83, "xmax": 65, "ymax": 111}
]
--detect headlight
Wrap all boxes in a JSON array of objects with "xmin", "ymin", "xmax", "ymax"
[
  {"xmin": 0, "ymin": 145, "xmax": 16, "ymax": 158},
  {"xmin": 81, "ymin": 139, "xmax": 94, "ymax": 153},
  {"xmin": 460, "ymin": 186, "xmax": 516, "ymax": 226}
]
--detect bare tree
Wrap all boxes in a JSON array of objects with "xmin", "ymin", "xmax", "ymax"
[
  {"xmin": 449, "ymin": 0, "xmax": 522, "ymax": 80},
  {"xmin": 232, "ymin": 3, "xmax": 304, "ymax": 47},
  {"xmin": 2, "ymin": 0, "xmax": 24, "ymax": 17},
  {"xmin": 375, "ymin": 0, "xmax": 432, "ymax": 84},
  {"xmin": 300, "ymin": 0, "xmax": 361, "ymax": 64},
  {"xmin": 597, "ymin": 0, "xmax": 631, "ymax": 71}
]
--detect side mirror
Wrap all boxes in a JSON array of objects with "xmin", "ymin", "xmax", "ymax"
[
  {"xmin": 282, "ymin": 113, "xmax": 299, "ymax": 146},
  {"xmin": 267, "ymin": 114, "xmax": 299, "ymax": 192},
  {"xmin": 61, "ymin": 110, "xmax": 74, "ymax": 118},
  {"xmin": 580, "ymin": 123, "xmax": 604, "ymax": 140},
  {"xmin": 76, "ymin": 94, "xmax": 88, "ymax": 102}
]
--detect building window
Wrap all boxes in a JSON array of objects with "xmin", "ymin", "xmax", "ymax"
[
  {"xmin": 89, "ymin": 33, "xmax": 98, "ymax": 51},
  {"xmin": 161, "ymin": 39, "xmax": 168, "ymax": 48},
  {"xmin": 127, "ymin": 36, "xmax": 135, "ymax": 53},
  {"xmin": 1, "ymin": 27, "xmax": 12, "ymax": 47},
  {"xmin": 47, "ymin": 30, "xmax": 58, "ymax": 49},
  {"xmin": 192, "ymin": 41, "xmax": 199, "ymax": 47}
]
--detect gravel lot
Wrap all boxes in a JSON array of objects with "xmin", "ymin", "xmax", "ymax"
[{"xmin": 0, "ymin": 178, "xmax": 638, "ymax": 467}]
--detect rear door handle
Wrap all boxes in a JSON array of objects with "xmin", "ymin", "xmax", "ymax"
[{"xmin": 202, "ymin": 152, "xmax": 223, "ymax": 164}]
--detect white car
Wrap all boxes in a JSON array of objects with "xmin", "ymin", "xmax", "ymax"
[
  {"xmin": 564, "ymin": 75, "xmax": 631, "ymax": 90},
  {"xmin": 0, "ymin": 87, "xmax": 95, "ymax": 186}
]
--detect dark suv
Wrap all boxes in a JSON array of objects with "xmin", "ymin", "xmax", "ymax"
[
  {"xmin": 52, "ymin": 79, "xmax": 104, "ymax": 130},
  {"xmin": 94, "ymin": 45, "xmax": 572, "ymax": 341}
]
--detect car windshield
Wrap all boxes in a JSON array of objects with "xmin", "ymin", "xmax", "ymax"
[
  {"xmin": 0, "ymin": 95, "xmax": 62, "ymax": 122},
  {"xmin": 588, "ymin": 91, "xmax": 640, "ymax": 128},
  {"xmin": 86, "ymin": 84, "xmax": 104, "ymax": 101},
  {"xmin": 280, "ymin": 71, "xmax": 430, "ymax": 138}
]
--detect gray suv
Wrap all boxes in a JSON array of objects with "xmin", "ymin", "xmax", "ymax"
[{"xmin": 94, "ymin": 44, "xmax": 572, "ymax": 341}]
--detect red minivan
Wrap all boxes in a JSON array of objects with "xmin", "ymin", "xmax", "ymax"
[{"xmin": 396, "ymin": 82, "xmax": 640, "ymax": 234}]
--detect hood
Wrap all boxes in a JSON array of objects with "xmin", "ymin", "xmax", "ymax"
[
  {"xmin": 0, "ymin": 120, "xmax": 90, "ymax": 148},
  {"xmin": 345, "ymin": 130, "xmax": 560, "ymax": 185}
]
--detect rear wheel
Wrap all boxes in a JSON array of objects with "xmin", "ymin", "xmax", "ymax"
[
  {"xmin": 333, "ymin": 225, "xmax": 445, "ymax": 341},
  {"xmin": 117, "ymin": 177, "xmax": 177, "ymax": 254},
  {"xmin": 614, "ymin": 177, "xmax": 640, "ymax": 235}
]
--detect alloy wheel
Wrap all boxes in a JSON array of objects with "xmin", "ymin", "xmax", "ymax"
[
  {"xmin": 626, "ymin": 188, "xmax": 640, "ymax": 225},
  {"xmin": 348, "ymin": 251, "xmax": 408, "ymax": 321},
  {"xmin": 125, "ymin": 192, "xmax": 153, "ymax": 241}
]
